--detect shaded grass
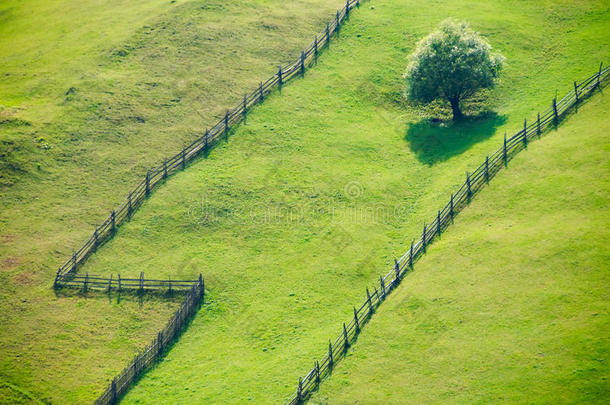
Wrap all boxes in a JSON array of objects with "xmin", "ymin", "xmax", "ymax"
[
  {"xmin": 52, "ymin": 0, "xmax": 610, "ymax": 403},
  {"xmin": 406, "ymin": 112, "xmax": 507, "ymax": 165},
  {"xmin": 311, "ymin": 91, "xmax": 610, "ymax": 405}
]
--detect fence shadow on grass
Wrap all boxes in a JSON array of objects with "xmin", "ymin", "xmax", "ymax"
[
  {"xmin": 53, "ymin": 284, "xmax": 186, "ymax": 306},
  {"xmin": 405, "ymin": 112, "xmax": 507, "ymax": 165}
]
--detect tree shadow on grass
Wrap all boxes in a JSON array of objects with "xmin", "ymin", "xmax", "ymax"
[{"xmin": 405, "ymin": 112, "xmax": 507, "ymax": 165}]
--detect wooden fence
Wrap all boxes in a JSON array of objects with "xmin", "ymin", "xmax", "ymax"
[
  {"xmin": 55, "ymin": 272, "xmax": 199, "ymax": 292},
  {"xmin": 283, "ymin": 64, "xmax": 609, "ymax": 405},
  {"xmin": 53, "ymin": 0, "xmax": 363, "ymax": 285},
  {"xmin": 94, "ymin": 275, "xmax": 205, "ymax": 405}
]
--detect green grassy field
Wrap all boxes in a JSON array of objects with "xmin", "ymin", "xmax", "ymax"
[
  {"xmin": 311, "ymin": 91, "xmax": 610, "ymax": 405},
  {"xmin": 49, "ymin": 0, "xmax": 609, "ymax": 403},
  {"xmin": 0, "ymin": 0, "xmax": 347, "ymax": 402}
]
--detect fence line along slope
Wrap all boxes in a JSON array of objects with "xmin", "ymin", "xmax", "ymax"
[
  {"xmin": 50, "ymin": 1, "xmax": 365, "ymax": 403},
  {"xmin": 95, "ymin": 277, "xmax": 205, "ymax": 405},
  {"xmin": 0, "ymin": 0, "xmax": 358, "ymax": 403},
  {"xmin": 283, "ymin": 63, "xmax": 608, "ymax": 405},
  {"xmin": 310, "ymin": 86, "xmax": 610, "ymax": 405},
  {"xmin": 99, "ymin": 1, "xmax": 608, "ymax": 401},
  {"xmin": 53, "ymin": 0, "xmax": 364, "ymax": 286}
]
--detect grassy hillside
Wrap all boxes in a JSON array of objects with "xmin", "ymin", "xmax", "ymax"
[
  {"xmin": 0, "ymin": 0, "xmax": 347, "ymax": 402},
  {"xmin": 311, "ymin": 91, "xmax": 610, "ymax": 405},
  {"xmin": 53, "ymin": 0, "xmax": 609, "ymax": 403}
]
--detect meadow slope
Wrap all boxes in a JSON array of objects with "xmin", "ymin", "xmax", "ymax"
[
  {"xmin": 311, "ymin": 90, "xmax": 610, "ymax": 405},
  {"xmin": 58, "ymin": 0, "xmax": 610, "ymax": 402},
  {"xmin": 0, "ymin": 0, "xmax": 347, "ymax": 402}
]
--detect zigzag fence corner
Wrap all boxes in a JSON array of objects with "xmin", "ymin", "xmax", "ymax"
[
  {"xmin": 52, "ymin": 0, "xmax": 363, "ymax": 288},
  {"xmin": 94, "ymin": 275, "xmax": 205, "ymax": 405},
  {"xmin": 283, "ymin": 63, "xmax": 608, "ymax": 405}
]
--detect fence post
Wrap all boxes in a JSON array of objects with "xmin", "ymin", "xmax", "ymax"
[
  {"xmin": 574, "ymin": 81, "xmax": 579, "ymax": 102},
  {"xmin": 466, "ymin": 172, "xmax": 472, "ymax": 199},
  {"xmin": 345, "ymin": 0, "xmax": 350, "ymax": 18},
  {"xmin": 390, "ymin": 260, "xmax": 398, "ymax": 283},
  {"xmin": 597, "ymin": 61, "xmax": 603, "ymax": 87},
  {"xmin": 353, "ymin": 307, "xmax": 359, "ymax": 333},
  {"xmin": 314, "ymin": 36, "xmax": 318, "ymax": 57},
  {"xmin": 181, "ymin": 149, "xmax": 186, "ymax": 170},
  {"xmin": 537, "ymin": 113, "xmax": 541, "ymax": 135},
  {"xmin": 259, "ymin": 82, "xmax": 264, "ymax": 103},
  {"xmin": 243, "ymin": 94, "xmax": 247, "ymax": 117},
  {"xmin": 53, "ymin": 270, "xmax": 61, "ymax": 288},
  {"xmin": 523, "ymin": 119, "xmax": 527, "ymax": 147},
  {"xmin": 437, "ymin": 210, "xmax": 441, "ymax": 236},
  {"xmin": 326, "ymin": 23, "xmax": 330, "ymax": 46},
  {"xmin": 422, "ymin": 223, "xmax": 427, "ymax": 253},
  {"xmin": 200, "ymin": 273, "xmax": 205, "ymax": 302},
  {"xmin": 108, "ymin": 274, "xmax": 113, "ymax": 292},
  {"xmin": 158, "ymin": 331, "xmax": 163, "ymax": 357},
  {"xmin": 553, "ymin": 97, "xmax": 558, "ymax": 122},
  {"xmin": 128, "ymin": 192, "xmax": 133, "ymax": 218},
  {"xmin": 328, "ymin": 340, "xmax": 333, "ymax": 368},
  {"xmin": 111, "ymin": 210, "xmax": 116, "ymax": 233},
  {"xmin": 72, "ymin": 251, "xmax": 77, "ymax": 273},
  {"xmin": 450, "ymin": 194, "xmax": 454, "ymax": 221},
  {"xmin": 134, "ymin": 355, "xmax": 139, "ymax": 377},
  {"xmin": 503, "ymin": 133, "xmax": 507, "ymax": 166},
  {"xmin": 485, "ymin": 156, "xmax": 489, "ymax": 183},
  {"xmin": 145, "ymin": 171, "xmax": 150, "ymax": 196},
  {"xmin": 297, "ymin": 377, "xmax": 303, "ymax": 403},
  {"xmin": 224, "ymin": 111, "xmax": 230, "ymax": 139},
  {"xmin": 409, "ymin": 241, "xmax": 414, "ymax": 267},
  {"xmin": 301, "ymin": 51, "xmax": 306, "ymax": 76},
  {"xmin": 163, "ymin": 159, "xmax": 168, "ymax": 179},
  {"xmin": 204, "ymin": 129, "xmax": 209, "ymax": 151},
  {"xmin": 168, "ymin": 274, "xmax": 172, "ymax": 295},
  {"xmin": 93, "ymin": 227, "xmax": 98, "ymax": 251},
  {"xmin": 118, "ymin": 273, "xmax": 121, "ymax": 292},
  {"xmin": 278, "ymin": 66, "xmax": 283, "ymax": 86},
  {"xmin": 139, "ymin": 272, "xmax": 144, "ymax": 294},
  {"xmin": 380, "ymin": 276, "xmax": 385, "ymax": 299},
  {"xmin": 315, "ymin": 361, "xmax": 320, "ymax": 383},
  {"xmin": 336, "ymin": 10, "xmax": 340, "ymax": 31},
  {"xmin": 111, "ymin": 378, "xmax": 117, "ymax": 403},
  {"xmin": 366, "ymin": 287, "xmax": 373, "ymax": 314},
  {"xmin": 343, "ymin": 322, "xmax": 349, "ymax": 350},
  {"xmin": 84, "ymin": 272, "xmax": 89, "ymax": 292}
]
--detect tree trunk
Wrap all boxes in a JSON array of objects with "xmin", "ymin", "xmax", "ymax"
[{"xmin": 449, "ymin": 97, "xmax": 462, "ymax": 120}]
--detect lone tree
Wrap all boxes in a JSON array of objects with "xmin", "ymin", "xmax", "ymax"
[{"xmin": 405, "ymin": 19, "xmax": 505, "ymax": 120}]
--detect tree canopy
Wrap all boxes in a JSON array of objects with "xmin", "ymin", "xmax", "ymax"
[{"xmin": 405, "ymin": 19, "xmax": 505, "ymax": 120}]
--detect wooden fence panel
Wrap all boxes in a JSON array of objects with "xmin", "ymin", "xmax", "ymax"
[{"xmin": 94, "ymin": 276, "xmax": 204, "ymax": 405}]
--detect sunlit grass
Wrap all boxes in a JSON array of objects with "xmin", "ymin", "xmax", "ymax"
[
  {"xmin": 311, "ymin": 92, "xmax": 610, "ymax": 405},
  {"xmin": 0, "ymin": 0, "xmax": 348, "ymax": 402},
  {"xmin": 65, "ymin": 0, "xmax": 610, "ymax": 402}
]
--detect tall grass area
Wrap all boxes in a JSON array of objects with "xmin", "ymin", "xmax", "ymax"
[
  {"xmin": 0, "ymin": 0, "xmax": 347, "ymax": 402},
  {"xmin": 311, "ymin": 93, "xmax": 610, "ymax": 405},
  {"xmin": 61, "ymin": 0, "xmax": 610, "ymax": 403}
]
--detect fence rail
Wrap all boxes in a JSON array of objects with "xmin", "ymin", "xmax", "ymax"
[
  {"xmin": 94, "ymin": 275, "xmax": 204, "ymax": 405},
  {"xmin": 53, "ymin": 0, "xmax": 363, "ymax": 284},
  {"xmin": 55, "ymin": 272, "xmax": 198, "ymax": 292},
  {"xmin": 283, "ymin": 63, "xmax": 608, "ymax": 405}
]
